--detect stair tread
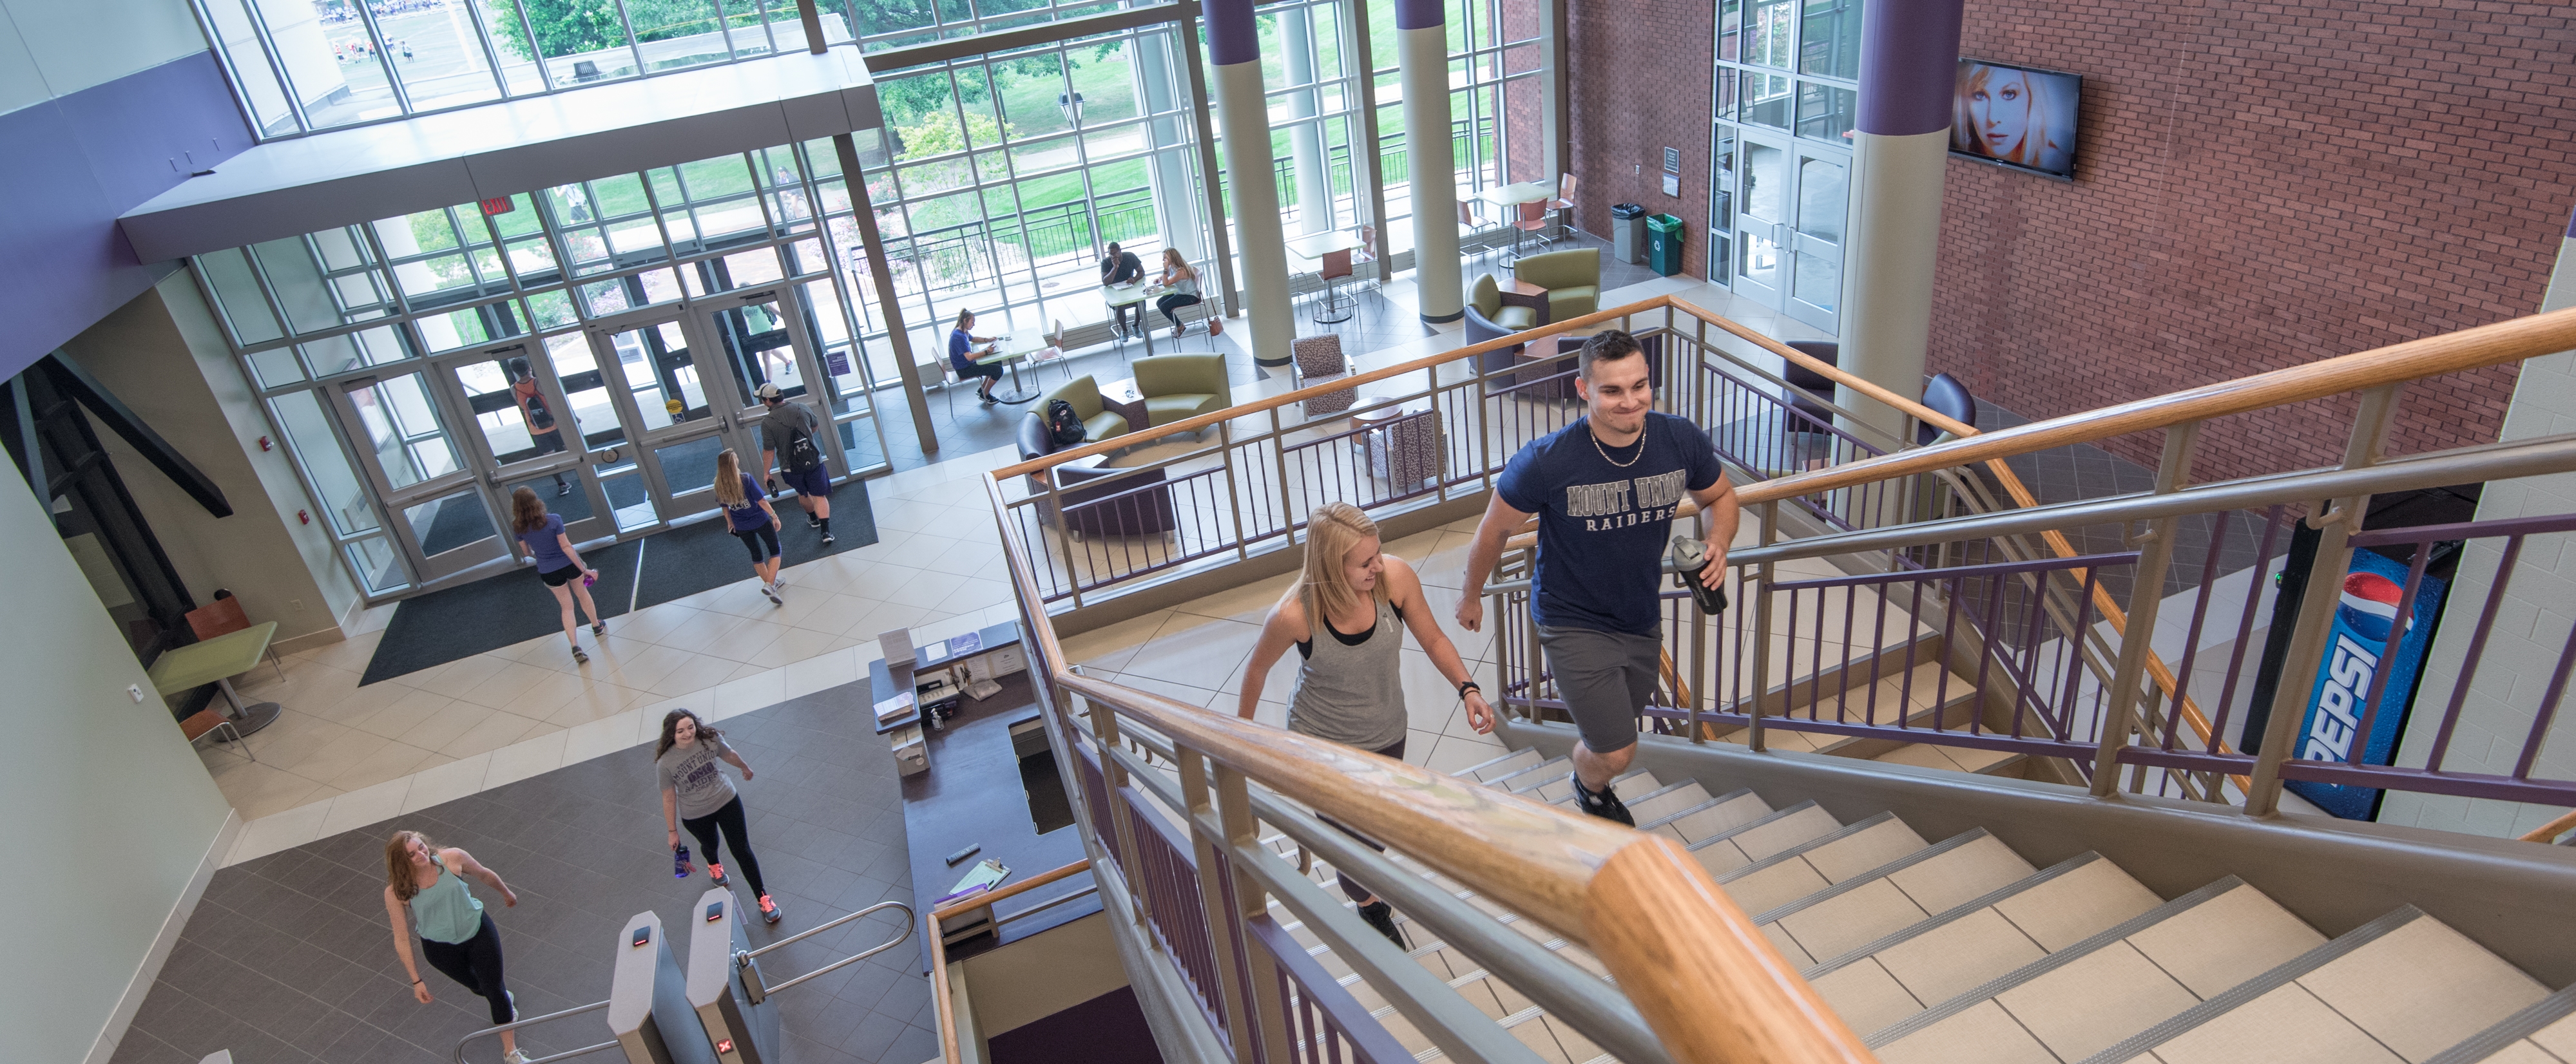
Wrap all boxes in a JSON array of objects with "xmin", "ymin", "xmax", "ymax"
[
  {"xmin": 1769, "ymin": 832, "xmax": 2037, "ymax": 963},
  {"xmin": 1644, "ymin": 789, "xmax": 1771, "ymax": 843},
  {"xmin": 2124, "ymin": 882, "xmax": 2327, "ymax": 998},
  {"xmin": 1878, "ymin": 1000, "xmax": 2059, "ymax": 1064},
  {"xmin": 1458, "ymin": 747, "xmax": 1544, "ymax": 782},
  {"xmin": 2296, "ymin": 914, "xmax": 2550, "ymax": 1063},
  {"xmin": 2527, "ymin": 1002, "xmax": 2576, "ymax": 1059},
  {"xmin": 1722, "ymin": 815, "xmax": 1929, "ymax": 915},
  {"xmin": 2143, "ymin": 981, "xmax": 2407, "ymax": 1064}
]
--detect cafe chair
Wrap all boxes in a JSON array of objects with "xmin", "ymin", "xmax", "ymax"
[
  {"xmin": 187, "ymin": 593, "xmax": 285, "ymax": 685},
  {"xmin": 1030, "ymin": 321, "xmax": 1072, "ymax": 382},
  {"xmin": 1350, "ymin": 225, "xmax": 1381, "ymax": 295},
  {"xmin": 1508, "ymin": 201, "xmax": 1551, "ymax": 263},
  {"xmin": 180, "ymin": 706, "xmax": 255, "ymax": 762},
  {"xmin": 1312, "ymin": 249, "xmax": 1356, "ymax": 325},
  {"xmin": 1546, "ymin": 173, "xmax": 1578, "ymax": 242},
  {"xmin": 1458, "ymin": 201, "xmax": 1497, "ymax": 258}
]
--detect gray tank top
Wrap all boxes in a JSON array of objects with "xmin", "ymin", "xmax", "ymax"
[{"xmin": 1286, "ymin": 588, "xmax": 1408, "ymax": 752}]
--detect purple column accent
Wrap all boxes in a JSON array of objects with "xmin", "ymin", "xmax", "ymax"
[
  {"xmin": 0, "ymin": 51, "xmax": 251, "ymax": 382},
  {"xmin": 2564, "ymin": 207, "xmax": 2576, "ymax": 239},
  {"xmin": 1853, "ymin": 0, "xmax": 1965, "ymax": 138},
  {"xmin": 1204, "ymin": 0, "xmax": 1260, "ymax": 66},
  {"xmin": 1394, "ymin": 0, "xmax": 1444, "ymax": 30}
]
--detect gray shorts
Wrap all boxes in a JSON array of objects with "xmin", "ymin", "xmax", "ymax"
[{"xmin": 1537, "ymin": 625, "xmax": 1661, "ymax": 755}]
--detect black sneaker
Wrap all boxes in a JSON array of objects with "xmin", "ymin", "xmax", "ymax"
[
  {"xmin": 821, "ymin": 532, "xmax": 835, "ymax": 546},
  {"xmin": 807, "ymin": 516, "xmax": 822, "ymax": 528},
  {"xmin": 1569, "ymin": 772, "xmax": 1635, "ymax": 826},
  {"xmin": 1356, "ymin": 900, "xmax": 1407, "ymax": 949}
]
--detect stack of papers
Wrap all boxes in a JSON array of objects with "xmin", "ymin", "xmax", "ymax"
[{"xmin": 873, "ymin": 689, "xmax": 915, "ymax": 724}]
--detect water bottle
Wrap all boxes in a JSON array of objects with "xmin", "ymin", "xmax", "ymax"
[
  {"xmin": 1670, "ymin": 536, "xmax": 1730, "ymax": 616},
  {"xmin": 673, "ymin": 842, "xmax": 691, "ymax": 879}
]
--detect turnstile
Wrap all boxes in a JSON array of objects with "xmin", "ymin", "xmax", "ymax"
[
  {"xmin": 687, "ymin": 888, "xmax": 781, "ymax": 1064},
  {"xmin": 608, "ymin": 910, "xmax": 719, "ymax": 1064}
]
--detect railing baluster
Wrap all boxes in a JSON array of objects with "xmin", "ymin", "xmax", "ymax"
[
  {"xmin": 2092, "ymin": 420, "xmax": 2199, "ymax": 797},
  {"xmin": 2426, "ymin": 535, "xmax": 2523, "ymax": 774}
]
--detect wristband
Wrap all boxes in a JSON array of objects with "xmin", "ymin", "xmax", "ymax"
[{"xmin": 1457, "ymin": 680, "xmax": 1480, "ymax": 699}]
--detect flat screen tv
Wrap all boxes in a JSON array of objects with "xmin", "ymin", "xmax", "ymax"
[{"xmin": 1950, "ymin": 59, "xmax": 2081, "ymax": 180}]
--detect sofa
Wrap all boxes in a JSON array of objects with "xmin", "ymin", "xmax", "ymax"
[
  {"xmin": 1131, "ymin": 354, "xmax": 1231, "ymax": 428},
  {"xmin": 1041, "ymin": 375, "xmax": 1133, "ymax": 444},
  {"xmin": 1466, "ymin": 273, "xmax": 1541, "ymax": 374},
  {"xmin": 1052, "ymin": 461, "xmax": 1176, "ymax": 540},
  {"xmin": 1510, "ymin": 247, "xmax": 1601, "ymax": 324}
]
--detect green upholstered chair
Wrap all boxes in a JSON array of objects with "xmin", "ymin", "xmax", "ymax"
[
  {"xmin": 1510, "ymin": 247, "xmax": 1601, "ymax": 323},
  {"xmin": 1466, "ymin": 273, "xmax": 1541, "ymax": 373},
  {"xmin": 1041, "ymin": 375, "xmax": 1131, "ymax": 442},
  {"xmin": 1131, "ymin": 354, "xmax": 1231, "ymax": 428}
]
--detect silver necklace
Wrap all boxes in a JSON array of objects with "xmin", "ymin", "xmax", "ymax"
[{"xmin": 1590, "ymin": 423, "xmax": 1645, "ymax": 468}]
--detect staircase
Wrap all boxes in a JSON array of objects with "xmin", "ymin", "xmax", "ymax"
[{"xmin": 1215, "ymin": 743, "xmax": 2568, "ymax": 1064}]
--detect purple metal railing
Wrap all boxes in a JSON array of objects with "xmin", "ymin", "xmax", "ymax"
[
  {"xmin": 1245, "ymin": 915, "xmax": 1415, "ymax": 1064},
  {"xmin": 1119, "ymin": 784, "xmax": 1233, "ymax": 1045}
]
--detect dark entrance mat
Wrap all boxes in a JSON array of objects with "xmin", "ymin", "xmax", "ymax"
[
  {"xmin": 627, "ymin": 482, "xmax": 877, "ymax": 611},
  {"xmin": 358, "ymin": 539, "xmax": 642, "ymax": 685},
  {"xmin": 358, "ymin": 480, "xmax": 876, "ymax": 685}
]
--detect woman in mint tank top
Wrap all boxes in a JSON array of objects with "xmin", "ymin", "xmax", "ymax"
[
  {"xmin": 1234, "ymin": 503, "xmax": 1496, "ymax": 949},
  {"xmin": 383, "ymin": 830, "xmax": 529, "ymax": 1064}
]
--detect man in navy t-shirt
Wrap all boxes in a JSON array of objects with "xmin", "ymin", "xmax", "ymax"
[{"xmin": 1458, "ymin": 330, "xmax": 1740, "ymax": 824}]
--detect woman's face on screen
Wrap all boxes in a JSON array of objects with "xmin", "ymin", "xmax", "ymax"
[{"xmin": 1969, "ymin": 71, "xmax": 2032, "ymax": 158}]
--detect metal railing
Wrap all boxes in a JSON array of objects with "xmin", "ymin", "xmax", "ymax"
[{"xmin": 452, "ymin": 1000, "xmax": 617, "ymax": 1064}]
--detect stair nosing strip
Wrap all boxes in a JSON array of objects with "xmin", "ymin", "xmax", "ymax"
[
  {"xmin": 1637, "ymin": 788, "xmax": 1759, "ymax": 833},
  {"xmin": 2421, "ymin": 980, "xmax": 2576, "ymax": 1064},
  {"xmin": 1686, "ymin": 799, "xmax": 1827, "ymax": 853},
  {"xmin": 1751, "ymin": 827, "xmax": 1998, "ymax": 926},
  {"xmin": 1488, "ymin": 755, "xmax": 1570, "ymax": 791},
  {"xmin": 1864, "ymin": 873, "xmax": 2251, "ymax": 1049},
  {"xmin": 1802, "ymin": 851, "xmax": 2105, "ymax": 980},
  {"xmin": 2068, "ymin": 904, "xmax": 2427, "ymax": 1064},
  {"xmin": 1523, "ymin": 765, "xmax": 1653, "ymax": 798},
  {"xmin": 1609, "ymin": 779, "xmax": 1711, "ymax": 820},
  {"xmin": 1715, "ymin": 810, "xmax": 1901, "ymax": 884},
  {"xmin": 1456, "ymin": 746, "xmax": 1542, "ymax": 781}
]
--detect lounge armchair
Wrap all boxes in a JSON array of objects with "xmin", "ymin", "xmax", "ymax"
[
  {"xmin": 1466, "ymin": 274, "xmax": 1540, "ymax": 375},
  {"xmin": 1039, "ymin": 375, "xmax": 1133, "ymax": 444},
  {"xmin": 1510, "ymin": 247, "xmax": 1600, "ymax": 324},
  {"xmin": 1291, "ymin": 335, "xmax": 1357, "ymax": 417},
  {"xmin": 1131, "ymin": 354, "xmax": 1230, "ymax": 429}
]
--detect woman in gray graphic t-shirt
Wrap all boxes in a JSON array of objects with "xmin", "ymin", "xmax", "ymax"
[
  {"xmin": 1235, "ymin": 502, "xmax": 1495, "ymax": 949},
  {"xmin": 656, "ymin": 709, "xmax": 784, "ymax": 924}
]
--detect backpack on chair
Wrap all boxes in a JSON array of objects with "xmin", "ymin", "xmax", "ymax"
[{"xmin": 1046, "ymin": 399, "xmax": 1086, "ymax": 446}]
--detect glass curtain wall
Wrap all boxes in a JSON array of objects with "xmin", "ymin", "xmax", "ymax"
[
  {"xmin": 196, "ymin": 0, "xmax": 869, "ymax": 138},
  {"xmin": 1351, "ymin": 0, "xmax": 1545, "ymax": 260},
  {"xmin": 1260, "ymin": 0, "xmax": 1365, "ymax": 238},
  {"xmin": 1709, "ymin": 0, "xmax": 1861, "ymax": 289},
  {"xmin": 856, "ymin": 26, "xmax": 1207, "ymax": 366},
  {"xmin": 192, "ymin": 140, "xmax": 885, "ymax": 596}
]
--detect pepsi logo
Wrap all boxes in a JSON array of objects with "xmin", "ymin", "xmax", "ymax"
[{"xmin": 2336, "ymin": 572, "xmax": 2407, "ymax": 644}]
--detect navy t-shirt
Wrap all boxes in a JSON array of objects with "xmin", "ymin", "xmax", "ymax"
[
  {"xmin": 948, "ymin": 328, "xmax": 976, "ymax": 372},
  {"xmin": 1495, "ymin": 412, "xmax": 1724, "ymax": 636},
  {"xmin": 517, "ymin": 513, "xmax": 570, "ymax": 571},
  {"xmin": 722, "ymin": 474, "xmax": 771, "ymax": 532}
]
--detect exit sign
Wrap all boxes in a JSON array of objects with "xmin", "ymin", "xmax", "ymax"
[{"xmin": 481, "ymin": 196, "xmax": 514, "ymax": 216}]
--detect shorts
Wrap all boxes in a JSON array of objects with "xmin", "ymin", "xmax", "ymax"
[
  {"xmin": 1537, "ymin": 625, "xmax": 1661, "ymax": 755},
  {"xmin": 734, "ymin": 522, "xmax": 781, "ymax": 564},
  {"xmin": 538, "ymin": 563, "xmax": 581, "ymax": 587},
  {"xmin": 529, "ymin": 428, "xmax": 567, "ymax": 456},
  {"xmin": 778, "ymin": 464, "xmax": 831, "ymax": 499}
]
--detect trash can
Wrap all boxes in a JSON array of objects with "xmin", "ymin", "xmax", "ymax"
[
  {"xmin": 1646, "ymin": 213, "xmax": 1686, "ymax": 276},
  {"xmin": 1610, "ymin": 203, "xmax": 1648, "ymax": 264}
]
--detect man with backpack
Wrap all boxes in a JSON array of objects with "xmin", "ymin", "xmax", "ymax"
[{"xmin": 755, "ymin": 383, "xmax": 835, "ymax": 546}]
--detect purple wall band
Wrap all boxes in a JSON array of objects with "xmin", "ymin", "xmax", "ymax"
[
  {"xmin": 1854, "ymin": 0, "xmax": 1966, "ymax": 138},
  {"xmin": 1394, "ymin": 0, "xmax": 1445, "ymax": 31},
  {"xmin": 1203, "ymin": 0, "xmax": 1260, "ymax": 66},
  {"xmin": 0, "ymin": 51, "xmax": 249, "ymax": 382}
]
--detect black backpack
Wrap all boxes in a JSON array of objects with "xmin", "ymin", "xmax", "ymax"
[
  {"xmin": 1046, "ymin": 399, "xmax": 1086, "ymax": 446},
  {"xmin": 782, "ymin": 423, "xmax": 822, "ymax": 472}
]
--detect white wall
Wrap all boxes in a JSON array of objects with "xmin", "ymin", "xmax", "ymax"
[
  {"xmin": 2378, "ymin": 237, "xmax": 2576, "ymax": 839},
  {"xmin": 57, "ymin": 274, "xmax": 364, "ymax": 647},
  {"xmin": 0, "ymin": 461, "xmax": 236, "ymax": 1064},
  {"xmin": 0, "ymin": 0, "xmax": 207, "ymax": 115}
]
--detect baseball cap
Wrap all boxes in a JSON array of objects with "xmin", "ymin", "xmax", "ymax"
[{"xmin": 755, "ymin": 383, "xmax": 783, "ymax": 401}]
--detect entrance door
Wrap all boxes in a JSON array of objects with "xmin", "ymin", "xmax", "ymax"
[
  {"xmin": 1783, "ymin": 149, "xmax": 1846, "ymax": 333},
  {"xmin": 331, "ymin": 367, "xmax": 508, "ymax": 583},
  {"xmin": 586, "ymin": 307, "xmax": 747, "ymax": 524},
  {"xmin": 443, "ymin": 340, "xmax": 619, "ymax": 558},
  {"xmin": 695, "ymin": 285, "xmax": 840, "ymax": 486},
  {"xmin": 1732, "ymin": 135, "xmax": 1791, "ymax": 312}
]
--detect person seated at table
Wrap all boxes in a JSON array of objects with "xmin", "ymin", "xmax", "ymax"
[
  {"xmin": 949, "ymin": 309, "xmax": 1005, "ymax": 404},
  {"xmin": 1100, "ymin": 242, "xmax": 1146, "ymax": 337},
  {"xmin": 1155, "ymin": 248, "xmax": 1202, "ymax": 340}
]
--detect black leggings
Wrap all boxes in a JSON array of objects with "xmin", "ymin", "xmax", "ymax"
[
  {"xmin": 1321, "ymin": 737, "xmax": 1405, "ymax": 903},
  {"xmin": 420, "ymin": 913, "xmax": 513, "ymax": 1025},
  {"xmin": 1157, "ymin": 292, "xmax": 1202, "ymax": 327},
  {"xmin": 681, "ymin": 795, "xmax": 770, "ymax": 898},
  {"xmin": 734, "ymin": 522, "xmax": 780, "ymax": 565}
]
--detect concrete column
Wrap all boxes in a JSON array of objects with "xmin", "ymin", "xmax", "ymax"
[
  {"xmin": 1208, "ymin": 0, "xmax": 1294, "ymax": 366},
  {"xmin": 1832, "ymin": 0, "xmax": 1963, "ymax": 442},
  {"xmin": 1397, "ymin": 0, "xmax": 1463, "ymax": 323},
  {"xmin": 1283, "ymin": 6, "xmax": 1335, "ymax": 236},
  {"xmin": 1136, "ymin": 27, "xmax": 1207, "ymax": 264}
]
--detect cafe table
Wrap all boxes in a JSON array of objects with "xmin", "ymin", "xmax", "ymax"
[{"xmin": 148, "ymin": 622, "xmax": 285, "ymax": 739}]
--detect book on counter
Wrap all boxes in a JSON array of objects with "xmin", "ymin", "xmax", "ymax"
[{"xmin": 873, "ymin": 689, "xmax": 916, "ymax": 724}]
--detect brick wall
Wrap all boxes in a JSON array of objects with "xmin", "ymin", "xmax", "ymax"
[
  {"xmin": 1568, "ymin": 0, "xmax": 2576, "ymax": 481},
  {"xmin": 1566, "ymin": 0, "xmax": 1713, "ymax": 278}
]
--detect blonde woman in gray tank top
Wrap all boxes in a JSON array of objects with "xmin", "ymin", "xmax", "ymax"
[{"xmin": 1237, "ymin": 504, "xmax": 1495, "ymax": 945}]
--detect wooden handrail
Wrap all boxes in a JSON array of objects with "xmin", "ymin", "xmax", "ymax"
[
  {"xmin": 984, "ymin": 475, "xmax": 1876, "ymax": 1063},
  {"xmin": 927, "ymin": 858, "xmax": 1096, "ymax": 1064},
  {"xmin": 2519, "ymin": 809, "xmax": 2576, "ymax": 844}
]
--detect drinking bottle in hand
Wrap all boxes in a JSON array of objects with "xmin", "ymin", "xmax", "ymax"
[
  {"xmin": 673, "ymin": 843, "xmax": 691, "ymax": 879},
  {"xmin": 1670, "ymin": 536, "xmax": 1729, "ymax": 616}
]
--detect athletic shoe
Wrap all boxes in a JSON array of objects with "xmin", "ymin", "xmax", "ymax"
[
  {"xmin": 763, "ymin": 584, "xmax": 782, "ymax": 605},
  {"xmin": 555, "ymin": 482, "xmax": 571, "ymax": 497},
  {"xmin": 707, "ymin": 862, "xmax": 729, "ymax": 888},
  {"xmin": 807, "ymin": 516, "xmax": 822, "ymax": 529},
  {"xmin": 571, "ymin": 646, "xmax": 590, "ymax": 665},
  {"xmin": 505, "ymin": 1050, "xmax": 532, "ymax": 1064},
  {"xmin": 758, "ymin": 894, "xmax": 782, "ymax": 924},
  {"xmin": 590, "ymin": 621, "xmax": 606, "ymax": 637},
  {"xmin": 772, "ymin": 574, "xmax": 787, "ymax": 588},
  {"xmin": 821, "ymin": 533, "xmax": 834, "ymax": 546},
  {"xmin": 1356, "ymin": 900, "xmax": 1407, "ymax": 949},
  {"xmin": 1569, "ymin": 772, "xmax": 1635, "ymax": 826}
]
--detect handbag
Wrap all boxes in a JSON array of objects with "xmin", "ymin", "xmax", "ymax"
[{"xmin": 1207, "ymin": 314, "xmax": 1224, "ymax": 337}]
